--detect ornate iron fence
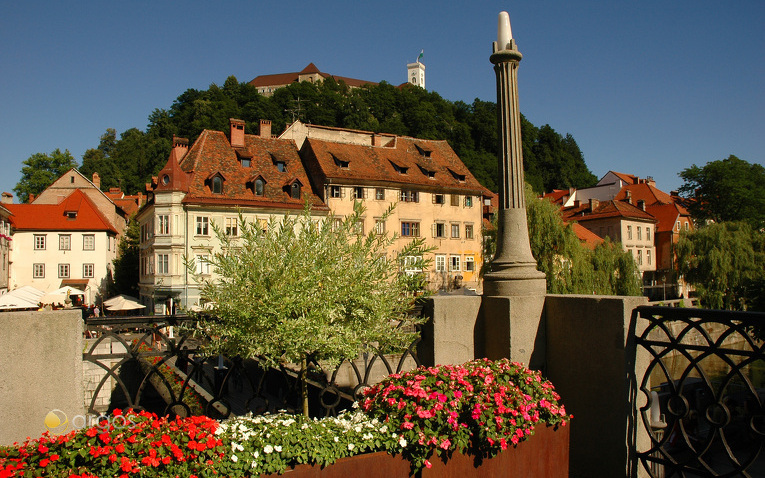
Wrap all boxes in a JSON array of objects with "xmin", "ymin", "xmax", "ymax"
[
  {"xmin": 633, "ymin": 305, "xmax": 765, "ymax": 477},
  {"xmin": 82, "ymin": 315, "xmax": 421, "ymax": 419}
]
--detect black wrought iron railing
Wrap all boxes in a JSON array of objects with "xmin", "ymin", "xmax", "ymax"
[
  {"xmin": 82, "ymin": 315, "xmax": 421, "ymax": 419},
  {"xmin": 633, "ymin": 306, "xmax": 765, "ymax": 477}
]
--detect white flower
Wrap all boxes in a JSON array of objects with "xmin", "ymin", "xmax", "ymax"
[
  {"xmin": 232, "ymin": 454, "xmax": 239, "ymax": 463},
  {"xmin": 348, "ymin": 443, "xmax": 355, "ymax": 451},
  {"xmin": 252, "ymin": 451, "xmax": 259, "ymax": 459},
  {"xmin": 399, "ymin": 436, "xmax": 408, "ymax": 447},
  {"xmin": 334, "ymin": 436, "xmax": 339, "ymax": 443},
  {"xmin": 264, "ymin": 444, "xmax": 274, "ymax": 454},
  {"xmin": 274, "ymin": 445, "xmax": 283, "ymax": 453}
]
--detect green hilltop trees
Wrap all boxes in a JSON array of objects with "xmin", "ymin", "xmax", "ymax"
[{"xmin": 16, "ymin": 76, "xmax": 597, "ymax": 200}]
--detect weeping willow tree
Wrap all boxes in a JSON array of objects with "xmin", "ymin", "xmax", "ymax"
[
  {"xmin": 675, "ymin": 221, "xmax": 765, "ymax": 310},
  {"xmin": 525, "ymin": 185, "xmax": 641, "ymax": 296},
  {"xmin": 188, "ymin": 202, "xmax": 432, "ymax": 417}
]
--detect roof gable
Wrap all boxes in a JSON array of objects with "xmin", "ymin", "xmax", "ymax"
[{"xmin": 6, "ymin": 189, "xmax": 117, "ymax": 233}]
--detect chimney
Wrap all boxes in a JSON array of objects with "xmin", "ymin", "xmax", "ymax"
[
  {"xmin": 230, "ymin": 118, "xmax": 246, "ymax": 147},
  {"xmin": 589, "ymin": 198, "xmax": 599, "ymax": 210},
  {"xmin": 172, "ymin": 135, "xmax": 189, "ymax": 159},
  {"xmin": 670, "ymin": 190, "xmax": 679, "ymax": 197},
  {"xmin": 1, "ymin": 192, "xmax": 12, "ymax": 205},
  {"xmin": 92, "ymin": 172, "xmax": 101, "ymax": 190},
  {"xmin": 647, "ymin": 176, "xmax": 656, "ymax": 188},
  {"xmin": 259, "ymin": 119, "xmax": 272, "ymax": 138}
]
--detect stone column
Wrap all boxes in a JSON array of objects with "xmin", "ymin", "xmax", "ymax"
[{"xmin": 482, "ymin": 12, "xmax": 547, "ymax": 368}]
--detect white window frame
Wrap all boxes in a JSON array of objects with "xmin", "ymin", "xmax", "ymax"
[
  {"xmin": 465, "ymin": 255, "xmax": 475, "ymax": 272},
  {"xmin": 83, "ymin": 234, "xmax": 95, "ymax": 251},
  {"xmin": 451, "ymin": 223, "xmax": 460, "ymax": 239},
  {"xmin": 435, "ymin": 254, "xmax": 447, "ymax": 272},
  {"xmin": 196, "ymin": 216, "xmax": 209, "ymax": 236},
  {"xmin": 225, "ymin": 217, "xmax": 238, "ymax": 237},
  {"xmin": 157, "ymin": 253, "xmax": 169, "ymax": 275},
  {"xmin": 158, "ymin": 215, "xmax": 170, "ymax": 235},
  {"xmin": 34, "ymin": 234, "xmax": 46, "ymax": 250},
  {"xmin": 83, "ymin": 263, "xmax": 94, "ymax": 278},
  {"xmin": 59, "ymin": 234, "xmax": 71, "ymax": 251},
  {"xmin": 58, "ymin": 263, "xmax": 70, "ymax": 278},
  {"xmin": 465, "ymin": 224, "xmax": 474, "ymax": 240},
  {"xmin": 195, "ymin": 254, "xmax": 211, "ymax": 275},
  {"xmin": 433, "ymin": 223, "xmax": 446, "ymax": 238},
  {"xmin": 33, "ymin": 263, "xmax": 45, "ymax": 278},
  {"xmin": 449, "ymin": 255, "xmax": 461, "ymax": 272}
]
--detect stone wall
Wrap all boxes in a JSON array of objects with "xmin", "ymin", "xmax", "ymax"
[{"xmin": 0, "ymin": 309, "xmax": 84, "ymax": 446}]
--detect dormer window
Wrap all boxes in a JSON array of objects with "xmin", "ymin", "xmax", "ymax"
[
  {"xmin": 241, "ymin": 158, "xmax": 251, "ymax": 168},
  {"xmin": 206, "ymin": 173, "xmax": 226, "ymax": 195},
  {"xmin": 391, "ymin": 161, "xmax": 408, "ymax": 175},
  {"xmin": 415, "ymin": 144, "xmax": 431, "ymax": 158},
  {"xmin": 271, "ymin": 154, "xmax": 287, "ymax": 172},
  {"xmin": 448, "ymin": 169, "xmax": 466, "ymax": 182},
  {"xmin": 332, "ymin": 154, "xmax": 350, "ymax": 169},
  {"xmin": 290, "ymin": 181, "xmax": 301, "ymax": 199},
  {"xmin": 161, "ymin": 174, "xmax": 170, "ymax": 185},
  {"xmin": 418, "ymin": 165, "xmax": 436, "ymax": 179},
  {"xmin": 246, "ymin": 175, "xmax": 267, "ymax": 196},
  {"xmin": 65, "ymin": 211, "xmax": 77, "ymax": 220},
  {"xmin": 212, "ymin": 176, "xmax": 223, "ymax": 194}
]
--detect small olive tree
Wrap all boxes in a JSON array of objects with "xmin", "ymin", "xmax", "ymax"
[{"xmin": 188, "ymin": 202, "xmax": 431, "ymax": 416}]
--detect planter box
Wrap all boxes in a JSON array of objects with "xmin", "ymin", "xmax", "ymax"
[{"xmin": 263, "ymin": 424, "xmax": 569, "ymax": 477}]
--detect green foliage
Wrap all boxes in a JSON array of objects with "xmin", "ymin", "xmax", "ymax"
[
  {"xmin": 56, "ymin": 76, "xmax": 596, "ymax": 197},
  {"xmin": 189, "ymin": 202, "xmax": 431, "ymax": 370},
  {"xmin": 675, "ymin": 221, "xmax": 765, "ymax": 310},
  {"xmin": 111, "ymin": 218, "xmax": 140, "ymax": 297},
  {"xmin": 679, "ymin": 155, "xmax": 765, "ymax": 228},
  {"xmin": 13, "ymin": 148, "xmax": 78, "ymax": 203},
  {"xmin": 526, "ymin": 187, "xmax": 641, "ymax": 296}
]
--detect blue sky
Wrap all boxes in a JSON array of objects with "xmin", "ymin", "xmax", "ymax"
[{"xmin": 1, "ymin": 1, "xmax": 762, "ymax": 200}]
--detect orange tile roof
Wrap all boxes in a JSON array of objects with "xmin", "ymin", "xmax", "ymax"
[
  {"xmin": 302, "ymin": 136, "xmax": 491, "ymax": 195},
  {"xmin": 607, "ymin": 171, "xmax": 639, "ymax": 185},
  {"xmin": 6, "ymin": 189, "xmax": 118, "ymax": 233},
  {"xmin": 570, "ymin": 222, "xmax": 604, "ymax": 250},
  {"xmin": 172, "ymin": 130, "xmax": 327, "ymax": 210}
]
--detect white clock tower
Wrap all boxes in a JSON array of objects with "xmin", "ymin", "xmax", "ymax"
[{"xmin": 407, "ymin": 50, "xmax": 425, "ymax": 89}]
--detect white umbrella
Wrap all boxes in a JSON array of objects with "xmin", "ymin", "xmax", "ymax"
[
  {"xmin": 104, "ymin": 295, "xmax": 146, "ymax": 311},
  {"xmin": 40, "ymin": 286, "xmax": 86, "ymax": 305},
  {"xmin": 0, "ymin": 286, "xmax": 45, "ymax": 309},
  {"xmin": 103, "ymin": 294, "xmax": 139, "ymax": 307}
]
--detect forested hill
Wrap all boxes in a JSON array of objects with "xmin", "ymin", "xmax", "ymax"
[{"xmin": 79, "ymin": 75, "xmax": 597, "ymax": 196}]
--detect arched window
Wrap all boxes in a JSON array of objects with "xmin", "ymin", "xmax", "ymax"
[
  {"xmin": 290, "ymin": 182, "xmax": 301, "ymax": 199},
  {"xmin": 212, "ymin": 176, "xmax": 223, "ymax": 194},
  {"xmin": 255, "ymin": 178, "xmax": 265, "ymax": 196}
]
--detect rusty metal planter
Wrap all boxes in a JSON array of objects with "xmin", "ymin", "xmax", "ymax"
[{"xmin": 262, "ymin": 424, "xmax": 569, "ymax": 477}]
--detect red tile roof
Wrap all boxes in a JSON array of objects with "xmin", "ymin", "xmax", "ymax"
[
  {"xmin": 614, "ymin": 183, "xmax": 674, "ymax": 207},
  {"xmin": 302, "ymin": 136, "xmax": 491, "ymax": 195},
  {"xmin": 561, "ymin": 199, "xmax": 656, "ymax": 223},
  {"xmin": 607, "ymin": 171, "xmax": 639, "ymax": 185},
  {"xmin": 168, "ymin": 130, "xmax": 327, "ymax": 210},
  {"xmin": 6, "ymin": 189, "xmax": 118, "ymax": 233},
  {"xmin": 646, "ymin": 202, "xmax": 691, "ymax": 233},
  {"xmin": 248, "ymin": 63, "xmax": 377, "ymax": 89}
]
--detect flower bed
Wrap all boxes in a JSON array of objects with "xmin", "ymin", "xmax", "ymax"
[{"xmin": 0, "ymin": 359, "xmax": 570, "ymax": 477}]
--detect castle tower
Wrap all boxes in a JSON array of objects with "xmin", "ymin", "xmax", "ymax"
[{"xmin": 407, "ymin": 50, "xmax": 425, "ymax": 88}]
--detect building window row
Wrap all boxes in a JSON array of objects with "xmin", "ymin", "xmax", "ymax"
[
  {"xmin": 34, "ymin": 234, "xmax": 96, "ymax": 251},
  {"xmin": 434, "ymin": 254, "xmax": 476, "ymax": 273},
  {"xmin": 32, "ymin": 263, "xmax": 94, "ymax": 279}
]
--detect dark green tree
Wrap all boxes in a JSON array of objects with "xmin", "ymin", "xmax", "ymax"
[
  {"xmin": 111, "ymin": 218, "xmax": 140, "ymax": 297},
  {"xmin": 80, "ymin": 129, "xmax": 121, "ymax": 191},
  {"xmin": 678, "ymin": 155, "xmax": 765, "ymax": 228},
  {"xmin": 14, "ymin": 149, "xmax": 78, "ymax": 203}
]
